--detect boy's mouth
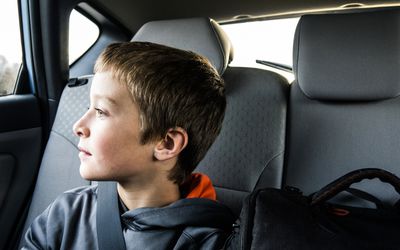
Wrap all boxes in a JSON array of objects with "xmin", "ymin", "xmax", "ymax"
[{"xmin": 78, "ymin": 146, "xmax": 92, "ymax": 156}]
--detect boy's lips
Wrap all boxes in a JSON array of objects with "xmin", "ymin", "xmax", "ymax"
[{"xmin": 78, "ymin": 146, "xmax": 92, "ymax": 157}]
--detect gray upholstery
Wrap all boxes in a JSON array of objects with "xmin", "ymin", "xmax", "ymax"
[
  {"xmin": 293, "ymin": 9, "xmax": 400, "ymax": 101},
  {"xmin": 20, "ymin": 78, "xmax": 92, "ymax": 242},
  {"xmin": 132, "ymin": 17, "xmax": 233, "ymax": 75},
  {"xmin": 285, "ymin": 9, "xmax": 400, "ymax": 205},
  {"xmin": 285, "ymin": 83, "xmax": 400, "ymax": 203},
  {"xmin": 197, "ymin": 67, "xmax": 289, "ymax": 215}
]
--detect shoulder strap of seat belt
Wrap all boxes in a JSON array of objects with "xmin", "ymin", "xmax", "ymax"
[{"xmin": 97, "ymin": 181, "xmax": 126, "ymax": 250}]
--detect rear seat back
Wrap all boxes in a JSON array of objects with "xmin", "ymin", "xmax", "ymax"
[
  {"xmin": 198, "ymin": 67, "xmax": 288, "ymax": 215},
  {"xmin": 284, "ymin": 9, "xmax": 400, "ymax": 204}
]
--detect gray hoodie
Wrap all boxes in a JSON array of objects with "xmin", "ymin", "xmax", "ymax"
[{"xmin": 22, "ymin": 185, "xmax": 235, "ymax": 250}]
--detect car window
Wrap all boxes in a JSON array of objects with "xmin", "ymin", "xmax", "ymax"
[
  {"xmin": 69, "ymin": 10, "xmax": 99, "ymax": 64},
  {"xmin": 221, "ymin": 17, "xmax": 299, "ymax": 81},
  {"xmin": 0, "ymin": 0, "xmax": 22, "ymax": 96}
]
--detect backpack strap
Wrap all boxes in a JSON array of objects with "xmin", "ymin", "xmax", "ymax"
[
  {"xmin": 345, "ymin": 187, "xmax": 386, "ymax": 209},
  {"xmin": 311, "ymin": 168, "xmax": 400, "ymax": 206},
  {"xmin": 97, "ymin": 181, "xmax": 126, "ymax": 250}
]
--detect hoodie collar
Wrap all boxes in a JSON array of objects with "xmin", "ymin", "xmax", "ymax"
[
  {"xmin": 119, "ymin": 173, "xmax": 217, "ymax": 213},
  {"xmin": 120, "ymin": 173, "xmax": 234, "ymax": 231},
  {"xmin": 121, "ymin": 198, "xmax": 234, "ymax": 231}
]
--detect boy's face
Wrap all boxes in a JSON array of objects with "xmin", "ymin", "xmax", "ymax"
[{"xmin": 73, "ymin": 71, "xmax": 157, "ymax": 182}]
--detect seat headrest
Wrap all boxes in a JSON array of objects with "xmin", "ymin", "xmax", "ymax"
[
  {"xmin": 293, "ymin": 9, "xmax": 400, "ymax": 101},
  {"xmin": 132, "ymin": 17, "xmax": 234, "ymax": 75}
]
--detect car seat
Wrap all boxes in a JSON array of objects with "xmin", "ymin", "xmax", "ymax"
[{"xmin": 284, "ymin": 8, "xmax": 400, "ymax": 205}]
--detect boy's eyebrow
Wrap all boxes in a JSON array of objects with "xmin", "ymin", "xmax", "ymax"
[{"xmin": 93, "ymin": 94, "xmax": 118, "ymax": 106}]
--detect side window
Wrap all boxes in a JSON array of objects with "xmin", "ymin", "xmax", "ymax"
[
  {"xmin": 221, "ymin": 18, "xmax": 299, "ymax": 81},
  {"xmin": 0, "ymin": 0, "xmax": 22, "ymax": 96},
  {"xmin": 69, "ymin": 10, "xmax": 99, "ymax": 64}
]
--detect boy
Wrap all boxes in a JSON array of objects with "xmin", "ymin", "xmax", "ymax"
[{"xmin": 22, "ymin": 42, "xmax": 234, "ymax": 249}]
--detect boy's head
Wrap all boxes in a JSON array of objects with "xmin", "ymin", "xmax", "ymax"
[{"xmin": 76, "ymin": 42, "xmax": 225, "ymax": 184}]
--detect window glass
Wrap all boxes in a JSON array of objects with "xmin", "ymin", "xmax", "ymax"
[
  {"xmin": 221, "ymin": 18, "xmax": 299, "ymax": 81},
  {"xmin": 0, "ymin": 0, "xmax": 22, "ymax": 96},
  {"xmin": 69, "ymin": 10, "xmax": 99, "ymax": 64}
]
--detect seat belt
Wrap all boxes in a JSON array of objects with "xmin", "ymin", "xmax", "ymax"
[{"xmin": 97, "ymin": 181, "xmax": 126, "ymax": 250}]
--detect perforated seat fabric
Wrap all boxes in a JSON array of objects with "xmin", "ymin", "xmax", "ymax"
[
  {"xmin": 197, "ymin": 67, "xmax": 289, "ymax": 215},
  {"xmin": 286, "ymin": 83, "xmax": 400, "ymax": 203},
  {"xmin": 285, "ymin": 9, "xmax": 400, "ymax": 204}
]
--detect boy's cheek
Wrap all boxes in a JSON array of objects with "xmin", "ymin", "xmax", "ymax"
[{"xmin": 92, "ymin": 133, "xmax": 115, "ymax": 155}]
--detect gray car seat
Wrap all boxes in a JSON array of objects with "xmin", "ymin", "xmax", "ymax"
[
  {"xmin": 284, "ymin": 8, "xmax": 400, "ymax": 205},
  {"xmin": 198, "ymin": 67, "xmax": 288, "ymax": 215}
]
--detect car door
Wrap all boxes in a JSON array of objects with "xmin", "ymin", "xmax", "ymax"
[{"xmin": 0, "ymin": 0, "xmax": 47, "ymax": 249}]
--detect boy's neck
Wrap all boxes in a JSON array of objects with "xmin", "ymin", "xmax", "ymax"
[{"xmin": 117, "ymin": 177, "xmax": 180, "ymax": 211}]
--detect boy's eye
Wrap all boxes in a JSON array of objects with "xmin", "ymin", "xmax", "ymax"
[{"xmin": 94, "ymin": 108, "xmax": 106, "ymax": 117}]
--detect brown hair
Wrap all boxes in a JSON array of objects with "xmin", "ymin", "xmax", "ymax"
[{"xmin": 94, "ymin": 42, "xmax": 226, "ymax": 184}]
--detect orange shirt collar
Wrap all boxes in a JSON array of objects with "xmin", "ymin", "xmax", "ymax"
[{"xmin": 180, "ymin": 173, "xmax": 216, "ymax": 200}]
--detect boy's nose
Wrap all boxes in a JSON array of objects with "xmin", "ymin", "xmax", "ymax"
[{"xmin": 73, "ymin": 119, "xmax": 90, "ymax": 138}]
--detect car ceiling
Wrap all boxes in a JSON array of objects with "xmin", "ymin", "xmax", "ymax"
[{"xmin": 94, "ymin": 0, "xmax": 400, "ymax": 32}]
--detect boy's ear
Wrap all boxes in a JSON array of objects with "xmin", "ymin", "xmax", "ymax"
[{"xmin": 153, "ymin": 127, "xmax": 188, "ymax": 161}]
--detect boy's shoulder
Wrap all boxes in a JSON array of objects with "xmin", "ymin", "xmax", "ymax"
[
  {"xmin": 23, "ymin": 185, "xmax": 99, "ymax": 248},
  {"xmin": 62, "ymin": 184, "xmax": 98, "ymax": 196},
  {"xmin": 48, "ymin": 185, "xmax": 98, "ymax": 214},
  {"xmin": 56, "ymin": 185, "xmax": 98, "ymax": 201}
]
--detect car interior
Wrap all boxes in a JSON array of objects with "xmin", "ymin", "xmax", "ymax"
[{"xmin": 0, "ymin": 0, "xmax": 399, "ymax": 249}]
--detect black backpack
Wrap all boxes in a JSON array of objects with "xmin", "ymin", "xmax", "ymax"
[{"xmin": 226, "ymin": 168, "xmax": 400, "ymax": 250}]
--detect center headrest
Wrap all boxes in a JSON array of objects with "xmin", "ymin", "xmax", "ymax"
[
  {"xmin": 132, "ymin": 17, "xmax": 234, "ymax": 75},
  {"xmin": 293, "ymin": 9, "xmax": 400, "ymax": 101}
]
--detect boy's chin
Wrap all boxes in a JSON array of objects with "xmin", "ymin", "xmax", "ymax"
[{"xmin": 79, "ymin": 164, "xmax": 111, "ymax": 181}]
